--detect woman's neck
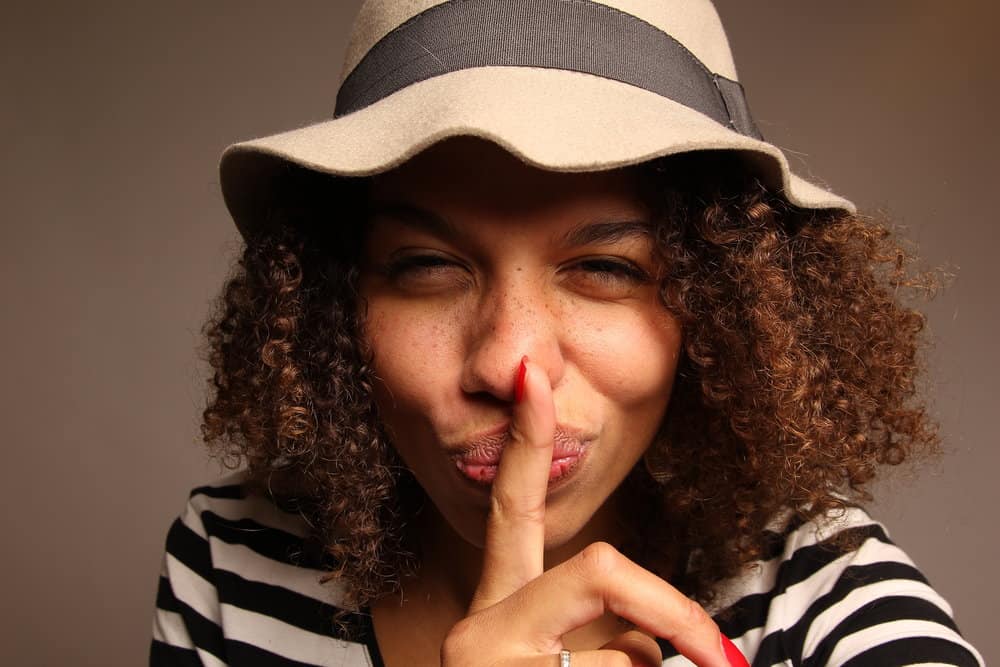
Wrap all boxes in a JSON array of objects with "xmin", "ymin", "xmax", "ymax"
[
  {"xmin": 369, "ymin": 489, "xmax": 663, "ymax": 666},
  {"xmin": 410, "ymin": 492, "xmax": 630, "ymax": 612}
]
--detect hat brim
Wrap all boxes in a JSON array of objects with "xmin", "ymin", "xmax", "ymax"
[{"xmin": 220, "ymin": 66, "xmax": 854, "ymax": 237}]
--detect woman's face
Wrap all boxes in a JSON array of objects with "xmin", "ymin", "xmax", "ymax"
[{"xmin": 358, "ymin": 139, "xmax": 682, "ymax": 551}]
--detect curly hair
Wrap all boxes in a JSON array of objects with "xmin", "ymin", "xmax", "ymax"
[{"xmin": 201, "ymin": 152, "xmax": 939, "ymax": 619}]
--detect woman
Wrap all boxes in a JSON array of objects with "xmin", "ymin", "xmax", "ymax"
[{"xmin": 151, "ymin": 1, "xmax": 983, "ymax": 665}]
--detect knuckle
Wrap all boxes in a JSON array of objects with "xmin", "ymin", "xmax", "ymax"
[
  {"xmin": 680, "ymin": 594, "xmax": 713, "ymax": 634},
  {"xmin": 507, "ymin": 421, "xmax": 528, "ymax": 446},
  {"xmin": 508, "ymin": 421, "xmax": 548, "ymax": 452},
  {"xmin": 489, "ymin": 488, "xmax": 545, "ymax": 525},
  {"xmin": 577, "ymin": 541, "xmax": 624, "ymax": 578}
]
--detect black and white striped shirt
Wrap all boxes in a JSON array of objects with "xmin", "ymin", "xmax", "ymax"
[{"xmin": 151, "ymin": 473, "xmax": 983, "ymax": 666}]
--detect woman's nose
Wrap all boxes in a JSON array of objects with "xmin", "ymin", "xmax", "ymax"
[{"xmin": 459, "ymin": 278, "xmax": 566, "ymax": 401}]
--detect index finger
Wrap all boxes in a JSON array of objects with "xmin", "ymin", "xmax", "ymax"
[{"xmin": 469, "ymin": 356, "xmax": 555, "ymax": 613}]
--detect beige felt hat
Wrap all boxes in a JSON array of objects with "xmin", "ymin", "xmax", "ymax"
[{"xmin": 220, "ymin": 0, "xmax": 854, "ymax": 237}]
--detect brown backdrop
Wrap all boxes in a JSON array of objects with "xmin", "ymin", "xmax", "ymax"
[{"xmin": 1, "ymin": 1, "xmax": 995, "ymax": 664}]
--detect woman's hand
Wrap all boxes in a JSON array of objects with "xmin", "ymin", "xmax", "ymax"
[{"xmin": 441, "ymin": 358, "xmax": 743, "ymax": 667}]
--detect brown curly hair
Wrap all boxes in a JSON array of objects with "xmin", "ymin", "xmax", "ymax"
[{"xmin": 201, "ymin": 151, "xmax": 939, "ymax": 618}]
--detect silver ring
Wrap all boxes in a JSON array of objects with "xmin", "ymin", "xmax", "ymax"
[{"xmin": 559, "ymin": 649, "xmax": 571, "ymax": 667}]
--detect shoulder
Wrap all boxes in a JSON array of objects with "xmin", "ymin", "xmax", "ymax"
[
  {"xmin": 668, "ymin": 507, "xmax": 983, "ymax": 666},
  {"xmin": 151, "ymin": 472, "xmax": 377, "ymax": 667}
]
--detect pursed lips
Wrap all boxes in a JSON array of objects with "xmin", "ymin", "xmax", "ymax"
[{"xmin": 446, "ymin": 422, "xmax": 595, "ymax": 484}]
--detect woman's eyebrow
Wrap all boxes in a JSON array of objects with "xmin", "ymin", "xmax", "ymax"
[
  {"xmin": 561, "ymin": 219, "xmax": 653, "ymax": 247},
  {"xmin": 369, "ymin": 201, "xmax": 461, "ymax": 241},
  {"xmin": 370, "ymin": 202, "xmax": 651, "ymax": 248}
]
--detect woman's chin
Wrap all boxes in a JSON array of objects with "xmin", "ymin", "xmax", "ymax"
[
  {"xmin": 436, "ymin": 494, "xmax": 620, "ymax": 558},
  {"xmin": 444, "ymin": 515, "xmax": 596, "ymax": 554}
]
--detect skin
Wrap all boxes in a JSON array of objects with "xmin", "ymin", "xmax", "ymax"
[{"xmin": 357, "ymin": 138, "xmax": 731, "ymax": 666}]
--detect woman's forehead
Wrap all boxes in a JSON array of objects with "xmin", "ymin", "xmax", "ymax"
[{"xmin": 369, "ymin": 137, "xmax": 647, "ymax": 220}]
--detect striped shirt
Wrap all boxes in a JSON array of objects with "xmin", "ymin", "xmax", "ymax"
[{"xmin": 151, "ymin": 473, "xmax": 983, "ymax": 666}]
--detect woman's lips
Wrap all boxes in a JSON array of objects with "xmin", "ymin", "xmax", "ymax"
[
  {"xmin": 454, "ymin": 453, "xmax": 585, "ymax": 484},
  {"xmin": 448, "ymin": 424, "xmax": 593, "ymax": 486}
]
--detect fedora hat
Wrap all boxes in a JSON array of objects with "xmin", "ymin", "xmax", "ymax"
[{"xmin": 220, "ymin": 0, "xmax": 854, "ymax": 238}]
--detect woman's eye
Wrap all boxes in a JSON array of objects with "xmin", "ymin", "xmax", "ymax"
[
  {"xmin": 382, "ymin": 253, "xmax": 468, "ymax": 288},
  {"xmin": 561, "ymin": 257, "xmax": 654, "ymax": 299},
  {"xmin": 570, "ymin": 258, "xmax": 651, "ymax": 287},
  {"xmin": 387, "ymin": 254, "xmax": 450, "ymax": 275}
]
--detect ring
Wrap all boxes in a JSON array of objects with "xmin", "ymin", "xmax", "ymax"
[{"xmin": 559, "ymin": 649, "xmax": 571, "ymax": 667}]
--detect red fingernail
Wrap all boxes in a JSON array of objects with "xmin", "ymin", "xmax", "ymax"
[
  {"xmin": 514, "ymin": 356, "xmax": 528, "ymax": 403},
  {"xmin": 721, "ymin": 635, "xmax": 749, "ymax": 667}
]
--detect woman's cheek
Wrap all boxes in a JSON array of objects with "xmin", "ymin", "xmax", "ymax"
[
  {"xmin": 565, "ymin": 304, "xmax": 682, "ymax": 405},
  {"xmin": 365, "ymin": 304, "xmax": 460, "ymax": 406}
]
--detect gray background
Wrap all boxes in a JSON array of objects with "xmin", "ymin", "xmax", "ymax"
[{"xmin": 1, "ymin": 1, "xmax": 995, "ymax": 664}]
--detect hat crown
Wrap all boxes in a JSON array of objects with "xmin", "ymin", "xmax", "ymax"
[
  {"xmin": 220, "ymin": 0, "xmax": 855, "ymax": 238},
  {"xmin": 340, "ymin": 0, "xmax": 738, "ymax": 84}
]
